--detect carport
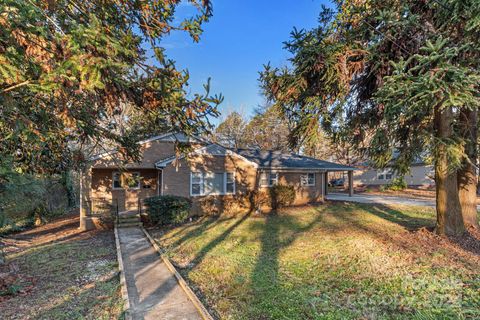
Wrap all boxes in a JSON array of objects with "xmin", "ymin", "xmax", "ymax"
[{"xmin": 320, "ymin": 163, "xmax": 357, "ymax": 197}]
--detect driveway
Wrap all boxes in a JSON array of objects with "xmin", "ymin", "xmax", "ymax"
[{"xmin": 326, "ymin": 193, "xmax": 436, "ymax": 208}]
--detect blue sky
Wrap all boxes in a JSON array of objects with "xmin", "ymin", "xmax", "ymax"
[{"xmin": 163, "ymin": 0, "xmax": 330, "ymax": 124}]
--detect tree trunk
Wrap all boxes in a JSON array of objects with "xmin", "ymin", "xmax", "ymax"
[
  {"xmin": 457, "ymin": 108, "xmax": 479, "ymax": 229},
  {"xmin": 434, "ymin": 106, "xmax": 465, "ymax": 236}
]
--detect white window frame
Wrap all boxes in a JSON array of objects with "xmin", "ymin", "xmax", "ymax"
[
  {"xmin": 225, "ymin": 172, "xmax": 236, "ymax": 194},
  {"xmin": 260, "ymin": 172, "xmax": 278, "ymax": 187},
  {"xmin": 127, "ymin": 172, "xmax": 141, "ymax": 189},
  {"xmin": 377, "ymin": 169, "xmax": 393, "ymax": 180},
  {"xmin": 112, "ymin": 172, "xmax": 123, "ymax": 190},
  {"xmin": 190, "ymin": 172, "xmax": 235, "ymax": 196},
  {"xmin": 112, "ymin": 171, "xmax": 141, "ymax": 189},
  {"xmin": 301, "ymin": 173, "xmax": 315, "ymax": 186},
  {"xmin": 190, "ymin": 172, "xmax": 204, "ymax": 196}
]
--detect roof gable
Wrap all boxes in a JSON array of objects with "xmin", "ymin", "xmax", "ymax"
[
  {"xmin": 155, "ymin": 144, "xmax": 259, "ymax": 168},
  {"xmin": 89, "ymin": 132, "xmax": 206, "ymax": 162}
]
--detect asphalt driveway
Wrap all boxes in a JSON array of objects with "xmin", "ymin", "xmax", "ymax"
[
  {"xmin": 326, "ymin": 193, "xmax": 437, "ymax": 207},
  {"xmin": 327, "ymin": 193, "xmax": 480, "ymax": 210}
]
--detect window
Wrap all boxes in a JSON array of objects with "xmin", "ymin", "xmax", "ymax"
[
  {"xmin": 226, "ymin": 172, "xmax": 235, "ymax": 193},
  {"xmin": 113, "ymin": 172, "xmax": 122, "ymax": 189},
  {"xmin": 127, "ymin": 172, "xmax": 141, "ymax": 189},
  {"xmin": 301, "ymin": 173, "xmax": 315, "ymax": 186},
  {"xmin": 191, "ymin": 172, "xmax": 203, "ymax": 196},
  {"xmin": 112, "ymin": 172, "xmax": 141, "ymax": 189},
  {"xmin": 204, "ymin": 172, "xmax": 224, "ymax": 195},
  {"xmin": 190, "ymin": 172, "xmax": 235, "ymax": 196},
  {"xmin": 260, "ymin": 172, "xmax": 278, "ymax": 187},
  {"xmin": 377, "ymin": 169, "xmax": 393, "ymax": 180}
]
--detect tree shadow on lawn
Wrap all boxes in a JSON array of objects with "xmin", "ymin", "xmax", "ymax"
[
  {"xmin": 1, "ymin": 229, "xmax": 119, "ymax": 319},
  {"xmin": 9, "ymin": 214, "xmax": 79, "ymax": 240},
  {"xmin": 39, "ymin": 275, "xmax": 123, "ymax": 320},
  {"xmin": 329, "ymin": 202, "xmax": 480, "ymax": 264},
  {"xmin": 162, "ymin": 215, "xmax": 238, "ymax": 251},
  {"xmin": 335, "ymin": 202, "xmax": 435, "ymax": 231},
  {"xmin": 187, "ymin": 212, "xmax": 252, "ymax": 268},
  {"xmin": 356, "ymin": 203, "xmax": 480, "ymax": 257},
  {"xmin": 248, "ymin": 211, "xmax": 324, "ymax": 319}
]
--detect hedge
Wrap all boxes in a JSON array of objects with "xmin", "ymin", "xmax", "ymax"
[{"xmin": 144, "ymin": 195, "xmax": 191, "ymax": 226}]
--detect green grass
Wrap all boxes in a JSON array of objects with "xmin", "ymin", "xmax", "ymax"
[
  {"xmin": 1, "ymin": 219, "xmax": 124, "ymax": 319},
  {"xmin": 152, "ymin": 203, "xmax": 480, "ymax": 319}
]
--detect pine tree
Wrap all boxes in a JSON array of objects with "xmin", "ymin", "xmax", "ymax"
[{"xmin": 260, "ymin": 0, "xmax": 480, "ymax": 235}]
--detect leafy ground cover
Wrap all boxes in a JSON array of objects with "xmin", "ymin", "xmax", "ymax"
[
  {"xmin": 151, "ymin": 202, "xmax": 480, "ymax": 319},
  {"xmin": 0, "ymin": 214, "xmax": 123, "ymax": 319}
]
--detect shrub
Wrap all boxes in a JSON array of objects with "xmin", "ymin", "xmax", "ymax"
[
  {"xmin": 250, "ymin": 190, "xmax": 270, "ymax": 209},
  {"xmin": 269, "ymin": 185, "xmax": 296, "ymax": 210},
  {"xmin": 387, "ymin": 177, "xmax": 407, "ymax": 191},
  {"xmin": 144, "ymin": 195, "xmax": 191, "ymax": 226},
  {"xmin": 197, "ymin": 197, "xmax": 221, "ymax": 216}
]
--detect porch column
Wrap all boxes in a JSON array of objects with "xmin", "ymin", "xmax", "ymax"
[
  {"xmin": 348, "ymin": 170, "xmax": 354, "ymax": 197},
  {"xmin": 159, "ymin": 169, "xmax": 164, "ymax": 195},
  {"xmin": 79, "ymin": 166, "xmax": 95, "ymax": 231}
]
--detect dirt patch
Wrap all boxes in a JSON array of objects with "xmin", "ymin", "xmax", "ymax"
[{"xmin": 0, "ymin": 214, "xmax": 123, "ymax": 319}]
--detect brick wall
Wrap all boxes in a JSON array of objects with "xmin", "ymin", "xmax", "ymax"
[
  {"xmin": 275, "ymin": 171, "xmax": 324, "ymax": 205},
  {"xmin": 163, "ymin": 154, "xmax": 324, "ymax": 214},
  {"xmin": 88, "ymin": 139, "xmax": 325, "ymax": 216},
  {"xmin": 91, "ymin": 168, "xmax": 158, "ymax": 212}
]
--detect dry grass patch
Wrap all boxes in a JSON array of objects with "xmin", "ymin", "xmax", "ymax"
[
  {"xmin": 151, "ymin": 202, "xmax": 480, "ymax": 319},
  {"xmin": 0, "ymin": 215, "xmax": 123, "ymax": 319}
]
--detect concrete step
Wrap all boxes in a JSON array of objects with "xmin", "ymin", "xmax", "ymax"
[
  {"xmin": 118, "ymin": 211, "xmax": 140, "ymax": 217},
  {"xmin": 118, "ymin": 213, "xmax": 140, "ymax": 219},
  {"xmin": 117, "ymin": 222, "xmax": 143, "ymax": 228},
  {"xmin": 118, "ymin": 217, "xmax": 141, "ymax": 224}
]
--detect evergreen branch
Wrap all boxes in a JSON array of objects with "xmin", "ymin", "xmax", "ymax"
[{"xmin": 2, "ymin": 80, "xmax": 31, "ymax": 93}]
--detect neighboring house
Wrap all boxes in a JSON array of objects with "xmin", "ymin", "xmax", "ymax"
[
  {"xmin": 353, "ymin": 162, "xmax": 434, "ymax": 187},
  {"xmin": 79, "ymin": 133, "xmax": 355, "ymax": 230}
]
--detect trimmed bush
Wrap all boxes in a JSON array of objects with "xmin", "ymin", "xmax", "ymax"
[
  {"xmin": 249, "ymin": 190, "xmax": 271, "ymax": 211},
  {"xmin": 144, "ymin": 195, "xmax": 191, "ymax": 226},
  {"xmin": 269, "ymin": 185, "xmax": 296, "ymax": 210},
  {"xmin": 387, "ymin": 177, "xmax": 407, "ymax": 191}
]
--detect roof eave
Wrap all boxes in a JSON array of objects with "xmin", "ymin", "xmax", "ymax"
[{"xmin": 258, "ymin": 166, "xmax": 356, "ymax": 171}]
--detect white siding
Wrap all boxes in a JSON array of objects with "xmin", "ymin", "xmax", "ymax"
[{"xmin": 354, "ymin": 165, "xmax": 434, "ymax": 186}]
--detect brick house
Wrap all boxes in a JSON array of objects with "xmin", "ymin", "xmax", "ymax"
[{"xmin": 79, "ymin": 133, "xmax": 355, "ymax": 230}]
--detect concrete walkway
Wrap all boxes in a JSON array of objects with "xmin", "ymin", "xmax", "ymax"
[
  {"xmin": 326, "ymin": 193, "xmax": 436, "ymax": 207},
  {"xmin": 117, "ymin": 227, "xmax": 202, "ymax": 320}
]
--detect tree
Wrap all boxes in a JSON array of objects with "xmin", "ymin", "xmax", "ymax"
[
  {"xmin": 261, "ymin": 1, "xmax": 480, "ymax": 235},
  {"xmin": 0, "ymin": 0, "xmax": 222, "ymax": 175},
  {"xmin": 244, "ymin": 104, "xmax": 292, "ymax": 151},
  {"xmin": 214, "ymin": 111, "xmax": 247, "ymax": 148}
]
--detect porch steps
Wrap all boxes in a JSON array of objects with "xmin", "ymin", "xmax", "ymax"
[{"xmin": 117, "ymin": 211, "xmax": 142, "ymax": 228}]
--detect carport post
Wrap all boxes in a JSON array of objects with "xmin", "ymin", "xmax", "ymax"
[
  {"xmin": 324, "ymin": 171, "xmax": 328, "ymax": 196},
  {"xmin": 348, "ymin": 170, "xmax": 354, "ymax": 197}
]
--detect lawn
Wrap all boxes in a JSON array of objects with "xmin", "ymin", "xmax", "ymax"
[
  {"xmin": 0, "ymin": 214, "xmax": 124, "ymax": 319},
  {"xmin": 151, "ymin": 202, "xmax": 480, "ymax": 319}
]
